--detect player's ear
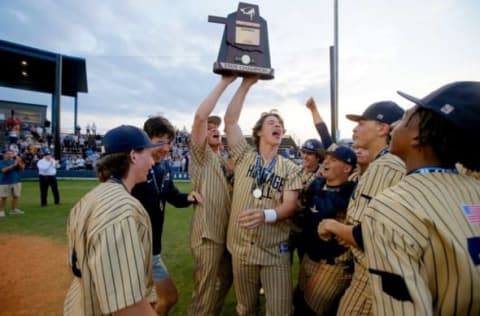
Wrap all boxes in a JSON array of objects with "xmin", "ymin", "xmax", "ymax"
[
  {"xmin": 129, "ymin": 150, "xmax": 136, "ymax": 163},
  {"xmin": 411, "ymin": 134, "xmax": 421, "ymax": 148},
  {"xmin": 377, "ymin": 122, "xmax": 391, "ymax": 138}
]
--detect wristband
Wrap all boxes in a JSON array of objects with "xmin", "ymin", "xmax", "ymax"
[{"xmin": 263, "ymin": 209, "xmax": 277, "ymax": 223}]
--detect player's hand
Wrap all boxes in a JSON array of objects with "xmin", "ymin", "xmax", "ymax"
[
  {"xmin": 306, "ymin": 97, "xmax": 317, "ymax": 111},
  {"xmin": 318, "ymin": 219, "xmax": 335, "ymax": 241},
  {"xmin": 241, "ymin": 75, "xmax": 260, "ymax": 87},
  {"xmin": 222, "ymin": 75, "xmax": 237, "ymax": 85},
  {"xmin": 188, "ymin": 191, "xmax": 203, "ymax": 204},
  {"xmin": 238, "ymin": 209, "xmax": 264, "ymax": 229},
  {"xmin": 335, "ymin": 236, "xmax": 350, "ymax": 247}
]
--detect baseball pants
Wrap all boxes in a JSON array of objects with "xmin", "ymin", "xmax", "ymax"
[
  {"xmin": 39, "ymin": 175, "xmax": 59, "ymax": 206},
  {"xmin": 232, "ymin": 256, "xmax": 292, "ymax": 316},
  {"xmin": 336, "ymin": 261, "xmax": 372, "ymax": 315},
  {"xmin": 298, "ymin": 254, "xmax": 352, "ymax": 315},
  {"xmin": 189, "ymin": 238, "xmax": 232, "ymax": 316}
]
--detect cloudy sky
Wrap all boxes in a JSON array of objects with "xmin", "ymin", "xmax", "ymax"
[{"xmin": 0, "ymin": 0, "xmax": 479, "ymax": 144}]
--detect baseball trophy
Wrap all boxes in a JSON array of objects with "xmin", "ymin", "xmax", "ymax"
[{"xmin": 208, "ymin": 2, "xmax": 274, "ymax": 80}]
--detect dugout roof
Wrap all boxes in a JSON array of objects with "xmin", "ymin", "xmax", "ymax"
[{"xmin": 0, "ymin": 39, "xmax": 88, "ymax": 96}]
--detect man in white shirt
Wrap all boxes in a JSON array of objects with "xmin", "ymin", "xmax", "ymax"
[{"xmin": 37, "ymin": 150, "xmax": 59, "ymax": 206}]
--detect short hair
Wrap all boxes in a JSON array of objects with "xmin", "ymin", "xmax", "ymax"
[
  {"xmin": 409, "ymin": 107, "xmax": 480, "ymax": 171},
  {"xmin": 143, "ymin": 116, "xmax": 175, "ymax": 139},
  {"xmin": 96, "ymin": 152, "xmax": 131, "ymax": 182},
  {"xmin": 251, "ymin": 110, "xmax": 285, "ymax": 147}
]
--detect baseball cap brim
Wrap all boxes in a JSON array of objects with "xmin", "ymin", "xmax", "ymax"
[
  {"xmin": 346, "ymin": 114, "xmax": 364, "ymax": 122},
  {"xmin": 397, "ymin": 91, "xmax": 424, "ymax": 106},
  {"xmin": 301, "ymin": 148, "xmax": 316, "ymax": 154},
  {"xmin": 144, "ymin": 142, "xmax": 166, "ymax": 149}
]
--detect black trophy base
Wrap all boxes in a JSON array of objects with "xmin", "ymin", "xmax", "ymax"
[{"xmin": 213, "ymin": 62, "xmax": 274, "ymax": 80}]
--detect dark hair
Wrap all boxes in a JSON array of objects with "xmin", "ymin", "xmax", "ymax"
[
  {"xmin": 409, "ymin": 107, "xmax": 480, "ymax": 171},
  {"xmin": 143, "ymin": 116, "xmax": 175, "ymax": 140},
  {"xmin": 96, "ymin": 152, "xmax": 131, "ymax": 182},
  {"xmin": 251, "ymin": 110, "xmax": 285, "ymax": 147}
]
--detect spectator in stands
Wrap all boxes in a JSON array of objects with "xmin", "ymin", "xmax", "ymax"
[
  {"xmin": 9, "ymin": 142, "xmax": 19, "ymax": 154},
  {"xmin": 37, "ymin": 149, "xmax": 60, "ymax": 206},
  {"xmin": 74, "ymin": 155, "xmax": 85, "ymax": 170},
  {"xmin": 0, "ymin": 149, "xmax": 25, "ymax": 217}
]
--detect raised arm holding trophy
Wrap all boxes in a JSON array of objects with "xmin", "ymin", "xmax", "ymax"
[{"xmin": 209, "ymin": 2, "xmax": 274, "ymax": 80}]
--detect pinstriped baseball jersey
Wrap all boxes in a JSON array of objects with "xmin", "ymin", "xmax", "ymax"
[
  {"xmin": 64, "ymin": 181, "xmax": 153, "ymax": 315},
  {"xmin": 298, "ymin": 166, "xmax": 319, "ymax": 207},
  {"xmin": 363, "ymin": 172, "xmax": 480, "ymax": 315},
  {"xmin": 347, "ymin": 152, "xmax": 405, "ymax": 268},
  {"xmin": 337, "ymin": 152, "xmax": 405, "ymax": 315},
  {"xmin": 189, "ymin": 140, "xmax": 232, "ymax": 246},
  {"xmin": 291, "ymin": 166, "xmax": 319, "ymax": 232},
  {"xmin": 227, "ymin": 138, "xmax": 302, "ymax": 265}
]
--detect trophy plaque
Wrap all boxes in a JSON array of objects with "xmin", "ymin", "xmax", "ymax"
[{"xmin": 208, "ymin": 2, "xmax": 274, "ymax": 80}]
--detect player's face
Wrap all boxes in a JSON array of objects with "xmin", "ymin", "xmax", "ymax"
[
  {"xmin": 352, "ymin": 119, "xmax": 385, "ymax": 149},
  {"xmin": 132, "ymin": 148, "xmax": 155, "ymax": 183},
  {"xmin": 390, "ymin": 106, "xmax": 419, "ymax": 161},
  {"xmin": 352, "ymin": 145, "xmax": 370, "ymax": 166},
  {"xmin": 207, "ymin": 123, "xmax": 221, "ymax": 147},
  {"xmin": 322, "ymin": 154, "xmax": 351, "ymax": 183},
  {"xmin": 151, "ymin": 135, "xmax": 172, "ymax": 162},
  {"xmin": 301, "ymin": 150, "xmax": 319, "ymax": 171},
  {"xmin": 258, "ymin": 115, "xmax": 284, "ymax": 146}
]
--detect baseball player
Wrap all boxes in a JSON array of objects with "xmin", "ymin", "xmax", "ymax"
[
  {"xmin": 295, "ymin": 145, "xmax": 357, "ymax": 315},
  {"xmin": 224, "ymin": 77, "xmax": 302, "ymax": 316},
  {"xmin": 318, "ymin": 101, "xmax": 405, "ymax": 315},
  {"xmin": 290, "ymin": 138, "xmax": 326, "ymax": 263},
  {"xmin": 362, "ymin": 81, "xmax": 480, "ymax": 315},
  {"xmin": 132, "ymin": 116, "xmax": 200, "ymax": 316},
  {"xmin": 188, "ymin": 75, "xmax": 237, "ymax": 316},
  {"xmin": 290, "ymin": 96, "xmax": 336, "ymax": 263},
  {"xmin": 64, "ymin": 125, "xmax": 161, "ymax": 315}
]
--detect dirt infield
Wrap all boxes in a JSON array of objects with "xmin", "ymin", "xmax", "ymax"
[{"xmin": 0, "ymin": 235, "xmax": 70, "ymax": 316}]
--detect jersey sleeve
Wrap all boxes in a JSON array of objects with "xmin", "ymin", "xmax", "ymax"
[
  {"xmin": 190, "ymin": 139, "xmax": 209, "ymax": 167},
  {"xmin": 229, "ymin": 137, "xmax": 251, "ymax": 165},
  {"xmin": 315, "ymin": 122, "xmax": 333, "ymax": 149},
  {"xmin": 362, "ymin": 196, "xmax": 432, "ymax": 316},
  {"xmin": 88, "ymin": 217, "xmax": 148, "ymax": 314}
]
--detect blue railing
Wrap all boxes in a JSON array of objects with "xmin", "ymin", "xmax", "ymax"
[{"xmin": 20, "ymin": 169, "xmax": 191, "ymax": 180}]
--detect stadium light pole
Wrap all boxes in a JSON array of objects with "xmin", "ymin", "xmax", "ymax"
[
  {"xmin": 53, "ymin": 54, "xmax": 62, "ymax": 160},
  {"xmin": 330, "ymin": 0, "xmax": 339, "ymax": 142}
]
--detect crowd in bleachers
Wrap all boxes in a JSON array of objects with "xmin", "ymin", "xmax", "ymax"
[
  {"xmin": 1, "ymin": 118, "xmax": 302, "ymax": 174},
  {"xmin": 1, "ymin": 120, "xmax": 197, "ymax": 173}
]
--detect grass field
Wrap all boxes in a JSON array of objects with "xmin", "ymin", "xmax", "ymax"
[{"xmin": 0, "ymin": 179, "xmax": 251, "ymax": 315}]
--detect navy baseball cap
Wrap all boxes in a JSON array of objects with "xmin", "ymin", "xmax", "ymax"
[
  {"xmin": 326, "ymin": 145, "xmax": 357, "ymax": 167},
  {"xmin": 346, "ymin": 101, "xmax": 404, "ymax": 125},
  {"xmin": 102, "ymin": 125, "xmax": 163, "ymax": 155},
  {"xmin": 397, "ymin": 81, "xmax": 480, "ymax": 130},
  {"xmin": 301, "ymin": 138, "xmax": 324, "ymax": 153}
]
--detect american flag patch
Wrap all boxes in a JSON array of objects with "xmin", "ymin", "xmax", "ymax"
[{"xmin": 462, "ymin": 204, "xmax": 480, "ymax": 224}]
